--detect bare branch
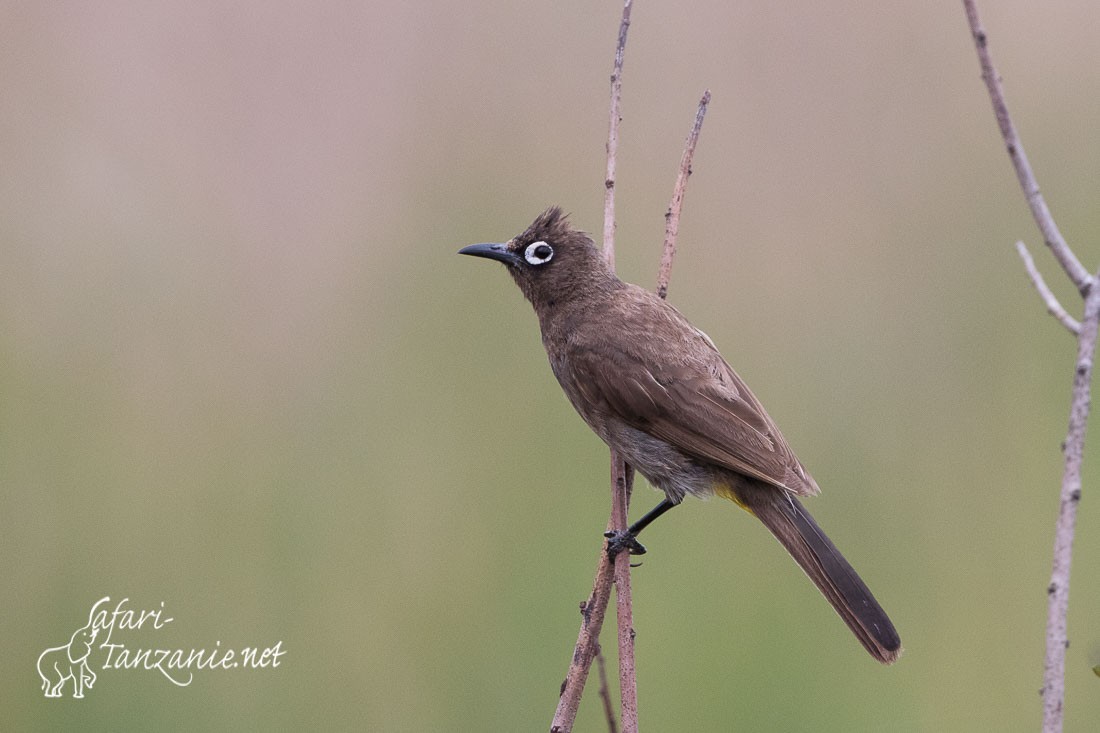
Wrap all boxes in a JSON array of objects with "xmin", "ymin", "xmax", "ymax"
[
  {"xmin": 963, "ymin": 3, "xmax": 1100, "ymax": 731},
  {"xmin": 609, "ymin": 459, "xmax": 637, "ymax": 732},
  {"xmin": 600, "ymin": 2, "xmax": 639, "ymax": 729},
  {"xmin": 596, "ymin": 645, "xmax": 618, "ymax": 733},
  {"xmin": 552, "ymin": 3, "xmax": 635, "ymax": 731},
  {"xmin": 1042, "ymin": 275, "xmax": 1100, "ymax": 732},
  {"xmin": 657, "ymin": 90, "xmax": 711, "ymax": 300},
  {"xmin": 602, "ymin": 2, "xmax": 639, "ymax": 729},
  {"xmin": 549, "ymin": 460, "xmax": 635, "ymax": 733},
  {"xmin": 602, "ymin": 0, "xmax": 633, "ymax": 270},
  {"xmin": 962, "ymin": 0, "xmax": 1092, "ymax": 293},
  {"xmin": 554, "ymin": 6, "xmax": 710, "ymax": 731},
  {"xmin": 551, "ymin": 559, "xmax": 615, "ymax": 732},
  {"xmin": 1016, "ymin": 241, "xmax": 1081, "ymax": 335}
]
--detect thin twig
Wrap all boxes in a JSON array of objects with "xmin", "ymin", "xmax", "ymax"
[
  {"xmin": 658, "ymin": 90, "xmax": 710, "ymax": 300},
  {"xmin": 962, "ymin": 0, "xmax": 1092, "ymax": 294},
  {"xmin": 551, "ymin": 3, "xmax": 634, "ymax": 731},
  {"xmin": 1016, "ymin": 241, "xmax": 1081, "ymax": 335},
  {"xmin": 1042, "ymin": 276, "xmax": 1100, "ymax": 732},
  {"xmin": 596, "ymin": 644, "xmax": 619, "ymax": 733},
  {"xmin": 603, "ymin": 0, "xmax": 633, "ymax": 270}
]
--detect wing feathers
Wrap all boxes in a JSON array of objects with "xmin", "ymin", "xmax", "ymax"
[{"xmin": 566, "ymin": 304, "xmax": 819, "ymax": 496}]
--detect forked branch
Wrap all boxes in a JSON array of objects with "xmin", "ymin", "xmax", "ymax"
[{"xmin": 963, "ymin": 3, "xmax": 1098, "ymax": 732}]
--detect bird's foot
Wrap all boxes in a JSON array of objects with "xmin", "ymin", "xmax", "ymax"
[{"xmin": 604, "ymin": 529, "xmax": 647, "ymax": 561}]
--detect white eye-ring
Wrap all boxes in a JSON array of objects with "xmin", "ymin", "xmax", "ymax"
[{"xmin": 524, "ymin": 241, "xmax": 554, "ymax": 265}]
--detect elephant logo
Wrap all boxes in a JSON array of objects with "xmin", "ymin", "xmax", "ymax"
[{"xmin": 37, "ymin": 605, "xmax": 101, "ymax": 699}]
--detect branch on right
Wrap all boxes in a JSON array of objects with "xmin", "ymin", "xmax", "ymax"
[{"xmin": 962, "ymin": 2, "xmax": 1098, "ymax": 732}]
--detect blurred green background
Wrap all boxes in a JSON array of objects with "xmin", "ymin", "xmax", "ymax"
[{"xmin": 3, "ymin": 1, "xmax": 1099, "ymax": 730}]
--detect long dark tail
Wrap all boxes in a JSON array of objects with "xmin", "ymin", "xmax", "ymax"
[{"xmin": 736, "ymin": 484, "xmax": 902, "ymax": 664}]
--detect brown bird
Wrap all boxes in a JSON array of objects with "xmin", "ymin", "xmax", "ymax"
[{"xmin": 459, "ymin": 207, "xmax": 901, "ymax": 664}]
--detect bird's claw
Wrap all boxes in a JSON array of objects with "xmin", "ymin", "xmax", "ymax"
[{"xmin": 604, "ymin": 529, "xmax": 647, "ymax": 561}]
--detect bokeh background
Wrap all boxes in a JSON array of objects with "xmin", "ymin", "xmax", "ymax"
[{"xmin": 4, "ymin": 1, "xmax": 1100, "ymax": 730}]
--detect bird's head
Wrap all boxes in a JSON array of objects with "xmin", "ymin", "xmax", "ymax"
[{"xmin": 459, "ymin": 207, "xmax": 618, "ymax": 310}]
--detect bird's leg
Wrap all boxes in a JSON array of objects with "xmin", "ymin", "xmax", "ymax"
[{"xmin": 604, "ymin": 498, "xmax": 680, "ymax": 561}]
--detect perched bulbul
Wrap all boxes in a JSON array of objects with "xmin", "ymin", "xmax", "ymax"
[{"xmin": 459, "ymin": 207, "xmax": 901, "ymax": 664}]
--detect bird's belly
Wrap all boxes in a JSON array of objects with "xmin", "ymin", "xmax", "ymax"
[{"xmin": 602, "ymin": 423, "xmax": 714, "ymax": 503}]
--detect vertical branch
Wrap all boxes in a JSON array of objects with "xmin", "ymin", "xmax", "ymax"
[
  {"xmin": 551, "ymin": 2, "xmax": 634, "ymax": 731},
  {"xmin": 1043, "ymin": 279, "xmax": 1100, "ymax": 731},
  {"xmin": 602, "ymin": 3, "xmax": 638, "ymax": 729},
  {"xmin": 603, "ymin": 0, "xmax": 633, "ymax": 270},
  {"xmin": 658, "ymin": 90, "xmax": 711, "ymax": 300},
  {"xmin": 609, "ymin": 459, "xmax": 637, "ymax": 733},
  {"xmin": 962, "ymin": 2, "xmax": 1098, "ymax": 731}
]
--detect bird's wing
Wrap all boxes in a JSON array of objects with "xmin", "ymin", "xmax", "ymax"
[{"xmin": 568, "ymin": 336, "xmax": 819, "ymax": 497}]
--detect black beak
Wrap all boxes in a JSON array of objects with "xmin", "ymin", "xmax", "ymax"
[{"xmin": 458, "ymin": 242, "xmax": 522, "ymax": 266}]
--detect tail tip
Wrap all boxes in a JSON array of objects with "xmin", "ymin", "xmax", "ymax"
[{"xmin": 874, "ymin": 639, "xmax": 903, "ymax": 665}]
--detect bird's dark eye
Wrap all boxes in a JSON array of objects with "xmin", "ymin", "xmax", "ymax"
[{"xmin": 524, "ymin": 241, "xmax": 554, "ymax": 265}]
